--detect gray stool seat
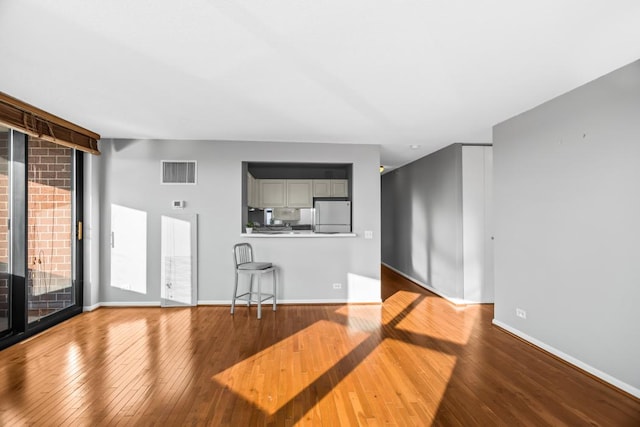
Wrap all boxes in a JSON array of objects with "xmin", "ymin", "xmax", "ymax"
[
  {"xmin": 238, "ymin": 261, "xmax": 272, "ymax": 270},
  {"xmin": 231, "ymin": 243, "xmax": 276, "ymax": 319}
]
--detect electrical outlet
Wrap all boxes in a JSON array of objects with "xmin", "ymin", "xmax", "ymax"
[
  {"xmin": 332, "ymin": 283, "xmax": 342, "ymax": 289},
  {"xmin": 516, "ymin": 308, "xmax": 527, "ymax": 319}
]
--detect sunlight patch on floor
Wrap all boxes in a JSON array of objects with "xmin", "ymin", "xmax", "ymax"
[
  {"xmin": 334, "ymin": 304, "xmax": 382, "ymax": 333},
  {"xmin": 393, "ymin": 294, "xmax": 481, "ymax": 345},
  {"xmin": 66, "ymin": 343, "xmax": 82, "ymax": 377},
  {"xmin": 380, "ymin": 290, "xmax": 422, "ymax": 324},
  {"xmin": 212, "ymin": 319, "xmax": 371, "ymax": 415},
  {"xmin": 313, "ymin": 337, "xmax": 458, "ymax": 425}
]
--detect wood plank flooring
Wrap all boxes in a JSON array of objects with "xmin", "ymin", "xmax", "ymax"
[{"xmin": 0, "ymin": 265, "xmax": 639, "ymax": 425}]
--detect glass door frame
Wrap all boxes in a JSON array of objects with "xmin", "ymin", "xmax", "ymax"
[{"xmin": 0, "ymin": 130, "xmax": 84, "ymax": 350}]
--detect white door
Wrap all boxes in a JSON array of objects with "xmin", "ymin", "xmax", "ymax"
[{"xmin": 161, "ymin": 213, "xmax": 197, "ymax": 306}]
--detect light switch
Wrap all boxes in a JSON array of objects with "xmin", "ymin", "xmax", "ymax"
[{"xmin": 364, "ymin": 230, "xmax": 373, "ymax": 239}]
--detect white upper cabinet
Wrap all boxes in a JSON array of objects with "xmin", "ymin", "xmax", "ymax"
[
  {"xmin": 330, "ymin": 180, "xmax": 348, "ymax": 197},
  {"xmin": 247, "ymin": 173, "xmax": 259, "ymax": 208},
  {"xmin": 312, "ymin": 180, "xmax": 331, "ymax": 197},
  {"xmin": 260, "ymin": 179, "xmax": 286, "ymax": 207},
  {"xmin": 286, "ymin": 180, "xmax": 313, "ymax": 207},
  {"xmin": 255, "ymin": 178, "xmax": 348, "ymax": 208},
  {"xmin": 314, "ymin": 179, "xmax": 348, "ymax": 197}
]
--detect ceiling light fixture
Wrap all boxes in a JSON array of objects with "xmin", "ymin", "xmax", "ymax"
[{"xmin": 410, "ymin": 144, "xmax": 421, "ymax": 150}]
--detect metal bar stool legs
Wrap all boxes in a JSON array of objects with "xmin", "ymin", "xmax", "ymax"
[{"xmin": 231, "ymin": 243, "xmax": 277, "ymax": 319}]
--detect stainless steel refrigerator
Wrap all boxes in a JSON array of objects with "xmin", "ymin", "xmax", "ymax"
[{"xmin": 314, "ymin": 201, "xmax": 351, "ymax": 233}]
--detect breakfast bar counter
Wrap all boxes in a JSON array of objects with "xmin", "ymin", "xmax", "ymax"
[{"xmin": 241, "ymin": 232, "xmax": 357, "ymax": 238}]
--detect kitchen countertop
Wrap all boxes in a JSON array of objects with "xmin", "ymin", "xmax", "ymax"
[{"xmin": 242, "ymin": 231, "xmax": 357, "ymax": 238}]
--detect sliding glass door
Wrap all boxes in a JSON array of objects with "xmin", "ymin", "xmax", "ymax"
[
  {"xmin": 27, "ymin": 138, "xmax": 75, "ymax": 323},
  {"xmin": 0, "ymin": 128, "xmax": 83, "ymax": 348},
  {"xmin": 0, "ymin": 126, "xmax": 10, "ymax": 335}
]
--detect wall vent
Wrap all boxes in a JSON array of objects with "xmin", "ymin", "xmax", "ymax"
[{"xmin": 161, "ymin": 161, "xmax": 197, "ymax": 184}]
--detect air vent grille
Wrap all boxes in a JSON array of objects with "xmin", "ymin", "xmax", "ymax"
[{"xmin": 162, "ymin": 161, "xmax": 197, "ymax": 184}]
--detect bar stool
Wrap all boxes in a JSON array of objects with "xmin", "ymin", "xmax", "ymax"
[{"xmin": 231, "ymin": 243, "xmax": 277, "ymax": 319}]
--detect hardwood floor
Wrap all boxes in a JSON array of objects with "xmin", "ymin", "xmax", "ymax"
[{"xmin": 1, "ymin": 266, "xmax": 639, "ymax": 426}]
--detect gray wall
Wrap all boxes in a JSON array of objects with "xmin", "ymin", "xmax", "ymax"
[
  {"xmin": 96, "ymin": 139, "xmax": 381, "ymax": 304},
  {"xmin": 493, "ymin": 60, "xmax": 640, "ymax": 396},
  {"xmin": 382, "ymin": 144, "xmax": 464, "ymax": 300},
  {"xmin": 83, "ymin": 152, "xmax": 101, "ymax": 310}
]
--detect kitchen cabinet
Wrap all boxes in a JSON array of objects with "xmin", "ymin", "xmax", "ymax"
[
  {"xmin": 256, "ymin": 178, "xmax": 346, "ymax": 208},
  {"xmin": 253, "ymin": 175, "xmax": 260, "ymax": 207},
  {"xmin": 260, "ymin": 179, "xmax": 286, "ymax": 207},
  {"xmin": 313, "ymin": 179, "xmax": 348, "ymax": 197},
  {"xmin": 247, "ymin": 173, "xmax": 259, "ymax": 208},
  {"xmin": 286, "ymin": 180, "xmax": 313, "ymax": 207},
  {"xmin": 313, "ymin": 180, "xmax": 331, "ymax": 197},
  {"xmin": 331, "ymin": 180, "xmax": 348, "ymax": 197}
]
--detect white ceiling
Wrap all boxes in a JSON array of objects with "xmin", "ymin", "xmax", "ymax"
[{"xmin": 1, "ymin": 1, "xmax": 639, "ymax": 169}]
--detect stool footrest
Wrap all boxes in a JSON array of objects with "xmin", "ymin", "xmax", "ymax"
[{"xmin": 234, "ymin": 292, "xmax": 275, "ymax": 304}]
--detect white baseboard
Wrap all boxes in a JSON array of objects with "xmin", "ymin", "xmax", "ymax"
[
  {"xmin": 197, "ymin": 300, "xmax": 231, "ymax": 305},
  {"xmin": 492, "ymin": 319, "xmax": 640, "ymax": 399},
  {"xmin": 83, "ymin": 303, "xmax": 102, "ymax": 312},
  {"xmin": 198, "ymin": 298, "xmax": 381, "ymax": 305},
  {"xmin": 99, "ymin": 301, "xmax": 161, "ymax": 308},
  {"xmin": 283, "ymin": 298, "xmax": 381, "ymax": 304},
  {"xmin": 89, "ymin": 298, "xmax": 381, "ymax": 308},
  {"xmin": 382, "ymin": 263, "xmax": 469, "ymax": 305}
]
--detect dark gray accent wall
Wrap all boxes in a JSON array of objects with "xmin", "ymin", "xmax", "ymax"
[
  {"xmin": 493, "ymin": 59, "xmax": 640, "ymax": 396},
  {"xmin": 382, "ymin": 144, "xmax": 464, "ymax": 300},
  {"xmin": 248, "ymin": 162, "xmax": 350, "ymax": 179}
]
